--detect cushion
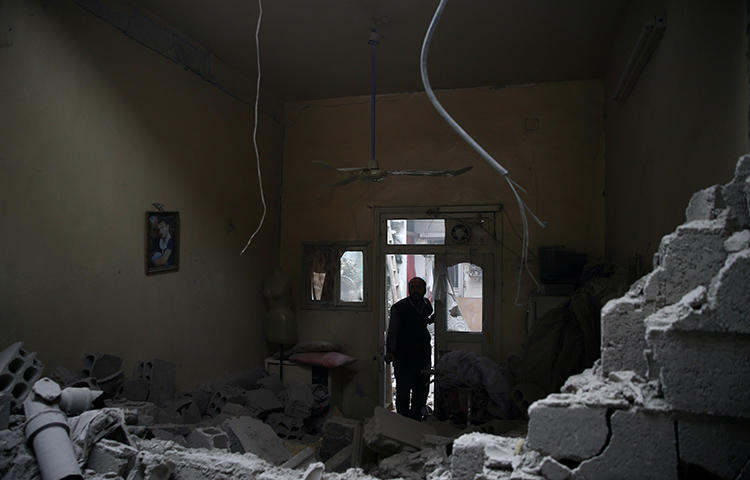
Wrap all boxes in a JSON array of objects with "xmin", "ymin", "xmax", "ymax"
[
  {"xmin": 288, "ymin": 352, "xmax": 356, "ymax": 368},
  {"xmin": 272, "ymin": 340, "xmax": 341, "ymax": 360}
]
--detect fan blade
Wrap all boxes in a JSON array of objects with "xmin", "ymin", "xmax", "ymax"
[
  {"xmin": 388, "ymin": 166, "xmax": 473, "ymax": 177},
  {"xmin": 326, "ymin": 175, "xmax": 361, "ymax": 187},
  {"xmin": 312, "ymin": 161, "xmax": 367, "ymax": 172}
]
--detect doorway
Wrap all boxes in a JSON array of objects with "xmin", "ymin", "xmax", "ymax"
[{"xmin": 377, "ymin": 206, "xmax": 500, "ymax": 411}]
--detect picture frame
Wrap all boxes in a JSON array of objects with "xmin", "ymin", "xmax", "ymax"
[{"xmin": 145, "ymin": 211, "xmax": 180, "ymax": 274}]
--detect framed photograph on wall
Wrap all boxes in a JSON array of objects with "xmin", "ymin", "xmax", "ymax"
[{"xmin": 146, "ymin": 212, "xmax": 179, "ymax": 274}]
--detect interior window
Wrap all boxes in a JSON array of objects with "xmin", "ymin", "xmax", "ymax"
[
  {"xmin": 386, "ymin": 219, "xmax": 445, "ymax": 245},
  {"xmin": 302, "ymin": 243, "xmax": 367, "ymax": 308},
  {"xmin": 340, "ymin": 250, "xmax": 364, "ymax": 302},
  {"xmin": 445, "ymin": 262, "xmax": 483, "ymax": 332}
]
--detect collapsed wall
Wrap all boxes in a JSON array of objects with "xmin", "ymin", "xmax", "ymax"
[{"xmin": 523, "ymin": 154, "xmax": 750, "ymax": 479}]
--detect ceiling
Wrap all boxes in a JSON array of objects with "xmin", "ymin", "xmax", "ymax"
[{"xmin": 127, "ymin": 0, "xmax": 630, "ymax": 102}]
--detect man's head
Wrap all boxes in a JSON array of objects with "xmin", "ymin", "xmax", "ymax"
[
  {"xmin": 408, "ymin": 277, "xmax": 427, "ymax": 300},
  {"xmin": 158, "ymin": 220, "xmax": 170, "ymax": 239}
]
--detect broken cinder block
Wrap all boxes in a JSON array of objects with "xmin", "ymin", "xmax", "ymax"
[
  {"xmin": 221, "ymin": 416, "xmax": 290, "ymax": 465},
  {"xmin": 526, "ymin": 402, "xmax": 608, "ymax": 462},
  {"xmin": 186, "ymin": 427, "xmax": 229, "ymax": 450},
  {"xmin": 85, "ymin": 438, "xmax": 137, "ymax": 477},
  {"xmin": 451, "ymin": 433, "xmax": 521, "ymax": 480},
  {"xmin": 135, "ymin": 359, "xmax": 176, "ymax": 406},
  {"xmin": 0, "ymin": 342, "xmax": 44, "ymax": 410},
  {"xmin": 574, "ymin": 410, "xmax": 676, "ymax": 480}
]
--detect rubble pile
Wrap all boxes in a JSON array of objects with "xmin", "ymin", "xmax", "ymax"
[{"xmin": 520, "ymin": 154, "xmax": 750, "ymax": 479}]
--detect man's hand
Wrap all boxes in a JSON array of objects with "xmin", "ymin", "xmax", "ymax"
[{"xmin": 385, "ymin": 352, "xmax": 394, "ymax": 363}]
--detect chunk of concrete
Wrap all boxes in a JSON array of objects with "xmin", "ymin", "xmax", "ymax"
[
  {"xmin": 222, "ymin": 416, "xmax": 290, "ymax": 464},
  {"xmin": 320, "ymin": 416, "xmax": 362, "ymax": 462},
  {"xmin": 526, "ymin": 403, "xmax": 608, "ymax": 462},
  {"xmin": 118, "ymin": 379, "xmax": 149, "ymax": 402},
  {"xmin": 363, "ymin": 406, "xmax": 437, "ymax": 454},
  {"xmin": 574, "ymin": 410, "xmax": 676, "ymax": 480},
  {"xmin": 539, "ymin": 457, "xmax": 571, "ymax": 480},
  {"xmin": 85, "ymin": 439, "xmax": 137, "ymax": 477},
  {"xmin": 685, "ymin": 185, "xmax": 723, "ymax": 222},
  {"xmin": 281, "ymin": 446, "xmax": 315, "ymax": 469},
  {"xmin": 724, "ymin": 230, "xmax": 750, "ymax": 252},
  {"xmin": 451, "ymin": 433, "xmax": 520, "ymax": 480},
  {"xmin": 186, "ymin": 427, "xmax": 229, "ymax": 450},
  {"xmin": 706, "ymin": 249, "xmax": 750, "ymax": 334},
  {"xmin": 266, "ymin": 412, "xmax": 304, "ymax": 439},
  {"xmin": 677, "ymin": 415, "xmax": 750, "ymax": 479},
  {"xmin": 646, "ymin": 319, "xmax": 750, "ymax": 418},
  {"xmin": 220, "ymin": 402, "xmax": 251, "ymax": 418},
  {"xmin": 245, "ymin": 388, "xmax": 283, "ymax": 418},
  {"xmin": 657, "ymin": 220, "xmax": 728, "ymax": 304},
  {"xmin": 600, "ymin": 295, "xmax": 655, "ymax": 375},
  {"xmin": 280, "ymin": 382, "xmax": 313, "ymax": 419},
  {"xmin": 136, "ymin": 360, "xmax": 175, "ymax": 406}
]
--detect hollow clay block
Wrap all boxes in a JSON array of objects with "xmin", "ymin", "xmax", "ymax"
[{"xmin": 0, "ymin": 342, "xmax": 44, "ymax": 410}]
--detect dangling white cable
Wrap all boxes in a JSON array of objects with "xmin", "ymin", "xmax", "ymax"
[
  {"xmin": 420, "ymin": 0, "xmax": 546, "ymax": 303},
  {"xmin": 241, "ymin": 0, "xmax": 265, "ymax": 256}
]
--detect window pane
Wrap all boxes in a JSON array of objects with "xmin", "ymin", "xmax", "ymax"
[
  {"xmin": 386, "ymin": 219, "xmax": 445, "ymax": 245},
  {"xmin": 340, "ymin": 250, "xmax": 364, "ymax": 302},
  {"xmin": 446, "ymin": 262, "xmax": 482, "ymax": 332}
]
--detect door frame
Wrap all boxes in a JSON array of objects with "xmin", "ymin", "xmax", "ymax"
[{"xmin": 374, "ymin": 204, "xmax": 502, "ymax": 407}]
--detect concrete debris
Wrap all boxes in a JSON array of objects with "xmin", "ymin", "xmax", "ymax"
[
  {"xmin": 222, "ymin": 416, "xmax": 291, "ymax": 464},
  {"xmin": 204, "ymin": 390, "xmax": 226, "ymax": 418},
  {"xmin": 257, "ymin": 375, "xmax": 285, "ymax": 395},
  {"xmin": 451, "ymin": 433, "xmax": 521, "ymax": 480},
  {"xmin": 538, "ymin": 457, "xmax": 570, "ymax": 480},
  {"xmin": 724, "ymin": 229, "xmax": 750, "ymax": 252},
  {"xmin": 574, "ymin": 410, "xmax": 676, "ymax": 479},
  {"xmin": 135, "ymin": 360, "xmax": 176, "ymax": 407},
  {"xmin": 69, "ymin": 407, "xmax": 133, "ymax": 466},
  {"xmin": 82, "ymin": 353, "xmax": 124, "ymax": 398},
  {"xmin": 526, "ymin": 403, "xmax": 608, "ymax": 462},
  {"xmin": 267, "ymin": 412, "xmax": 304, "ymax": 439},
  {"xmin": 221, "ymin": 368, "xmax": 267, "ymax": 391},
  {"xmin": 521, "ymin": 155, "xmax": 750, "ymax": 478},
  {"xmin": 281, "ymin": 446, "xmax": 315, "ymax": 469},
  {"xmin": 363, "ymin": 406, "xmax": 437, "ymax": 454},
  {"xmin": 117, "ymin": 380, "xmax": 149, "ymax": 403},
  {"xmin": 319, "ymin": 417, "xmax": 359, "ymax": 461},
  {"xmin": 677, "ymin": 415, "xmax": 750, "ymax": 479},
  {"xmin": 221, "ymin": 402, "xmax": 251, "ymax": 418},
  {"xmin": 280, "ymin": 382, "xmax": 314, "ymax": 419},
  {"xmin": 85, "ymin": 439, "xmax": 137, "ymax": 477},
  {"xmin": 323, "ymin": 445, "xmax": 352, "ymax": 473},
  {"xmin": 149, "ymin": 428, "xmax": 187, "ymax": 446},
  {"xmin": 104, "ymin": 400, "xmax": 157, "ymax": 426},
  {"xmin": 245, "ymin": 388, "xmax": 283, "ymax": 418},
  {"xmin": 0, "ymin": 342, "xmax": 44, "ymax": 411},
  {"xmin": 375, "ymin": 444, "xmax": 449, "ymax": 480},
  {"xmin": 185, "ymin": 427, "xmax": 229, "ymax": 450}
]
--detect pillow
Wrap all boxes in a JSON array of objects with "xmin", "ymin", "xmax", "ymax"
[
  {"xmin": 288, "ymin": 352, "xmax": 356, "ymax": 368},
  {"xmin": 289, "ymin": 341, "xmax": 341, "ymax": 355}
]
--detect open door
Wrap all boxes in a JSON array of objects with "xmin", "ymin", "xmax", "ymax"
[{"xmin": 377, "ymin": 206, "xmax": 501, "ymax": 411}]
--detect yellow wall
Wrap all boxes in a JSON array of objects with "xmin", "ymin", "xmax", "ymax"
[
  {"xmin": 605, "ymin": 0, "xmax": 748, "ymax": 274},
  {"xmin": 0, "ymin": 0, "xmax": 283, "ymax": 388},
  {"xmin": 280, "ymin": 80, "xmax": 605, "ymax": 417}
]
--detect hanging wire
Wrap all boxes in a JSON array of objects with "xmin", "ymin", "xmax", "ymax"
[
  {"xmin": 241, "ymin": 0, "xmax": 266, "ymax": 255},
  {"xmin": 419, "ymin": 0, "xmax": 545, "ymax": 304}
]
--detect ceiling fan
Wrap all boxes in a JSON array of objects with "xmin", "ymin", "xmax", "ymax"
[{"xmin": 316, "ymin": 30, "xmax": 473, "ymax": 187}]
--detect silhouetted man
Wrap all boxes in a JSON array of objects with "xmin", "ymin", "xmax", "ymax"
[{"xmin": 386, "ymin": 276, "xmax": 434, "ymax": 420}]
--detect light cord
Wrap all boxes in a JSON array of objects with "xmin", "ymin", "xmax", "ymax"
[
  {"xmin": 420, "ymin": 0, "xmax": 546, "ymax": 304},
  {"xmin": 240, "ymin": 0, "xmax": 266, "ymax": 256}
]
